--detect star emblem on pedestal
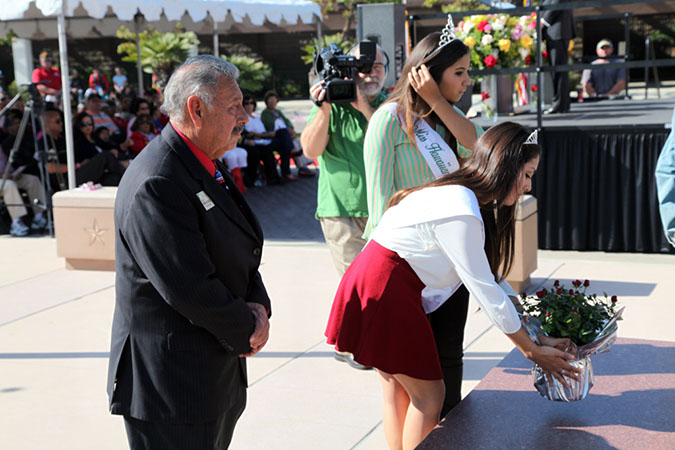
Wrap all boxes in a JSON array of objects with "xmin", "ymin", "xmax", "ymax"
[{"xmin": 84, "ymin": 219, "xmax": 107, "ymax": 246}]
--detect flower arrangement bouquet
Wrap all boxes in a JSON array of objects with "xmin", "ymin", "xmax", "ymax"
[
  {"xmin": 520, "ymin": 280, "xmax": 625, "ymax": 402},
  {"xmin": 455, "ymin": 13, "xmax": 538, "ymax": 70}
]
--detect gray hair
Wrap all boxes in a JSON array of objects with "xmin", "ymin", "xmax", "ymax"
[{"xmin": 161, "ymin": 55, "xmax": 240, "ymax": 122}]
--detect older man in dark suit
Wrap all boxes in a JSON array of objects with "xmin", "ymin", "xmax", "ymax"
[
  {"xmin": 541, "ymin": 0, "xmax": 576, "ymax": 114},
  {"xmin": 107, "ymin": 55, "xmax": 271, "ymax": 449}
]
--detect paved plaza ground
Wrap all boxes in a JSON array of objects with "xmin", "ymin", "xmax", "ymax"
[{"xmin": 1, "ymin": 86, "xmax": 675, "ymax": 448}]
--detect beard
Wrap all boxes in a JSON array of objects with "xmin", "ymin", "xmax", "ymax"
[{"xmin": 358, "ymin": 77, "xmax": 382, "ymax": 98}]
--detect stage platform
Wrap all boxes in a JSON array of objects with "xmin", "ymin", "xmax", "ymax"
[{"xmin": 473, "ymin": 97, "xmax": 673, "ymax": 130}]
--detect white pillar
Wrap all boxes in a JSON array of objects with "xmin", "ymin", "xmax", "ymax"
[
  {"xmin": 57, "ymin": 12, "xmax": 76, "ymax": 190},
  {"xmin": 213, "ymin": 20, "xmax": 219, "ymax": 57},
  {"xmin": 11, "ymin": 38, "xmax": 33, "ymax": 87},
  {"xmin": 135, "ymin": 15, "xmax": 144, "ymax": 96}
]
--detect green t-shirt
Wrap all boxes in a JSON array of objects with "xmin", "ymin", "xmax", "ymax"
[{"xmin": 308, "ymin": 92, "xmax": 387, "ymax": 218}]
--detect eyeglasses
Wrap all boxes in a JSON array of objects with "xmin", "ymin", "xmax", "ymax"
[{"xmin": 80, "ymin": 121, "xmax": 93, "ymax": 127}]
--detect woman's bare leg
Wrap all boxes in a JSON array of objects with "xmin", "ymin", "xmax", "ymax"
[
  {"xmin": 377, "ymin": 370, "xmax": 411, "ymax": 450},
  {"xmin": 392, "ymin": 373, "xmax": 445, "ymax": 449}
]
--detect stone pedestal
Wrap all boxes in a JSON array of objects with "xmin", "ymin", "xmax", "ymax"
[
  {"xmin": 505, "ymin": 195, "xmax": 538, "ymax": 294},
  {"xmin": 52, "ymin": 187, "xmax": 117, "ymax": 271}
]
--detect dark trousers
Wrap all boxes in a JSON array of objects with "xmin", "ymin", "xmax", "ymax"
[
  {"xmin": 270, "ymin": 129, "xmax": 294, "ymax": 176},
  {"xmin": 76, "ymin": 151, "xmax": 125, "ymax": 186},
  {"xmin": 123, "ymin": 397, "xmax": 246, "ymax": 450},
  {"xmin": 243, "ymin": 144, "xmax": 280, "ymax": 184},
  {"xmin": 243, "ymin": 129, "xmax": 294, "ymax": 180},
  {"xmin": 427, "ymin": 284, "xmax": 470, "ymax": 418},
  {"xmin": 547, "ymin": 39, "xmax": 571, "ymax": 112}
]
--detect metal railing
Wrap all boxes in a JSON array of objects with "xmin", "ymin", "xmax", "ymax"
[{"xmin": 407, "ymin": 0, "xmax": 675, "ymax": 129}]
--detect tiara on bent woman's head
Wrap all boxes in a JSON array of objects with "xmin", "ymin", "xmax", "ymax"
[
  {"xmin": 524, "ymin": 129, "xmax": 538, "ymax": 145},
  {"xmin": 420, "ymin": 14, "xmax": 458, "ymax": 65}
]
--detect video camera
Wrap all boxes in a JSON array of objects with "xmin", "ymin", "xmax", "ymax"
[{"xmin": 312, "ymin": 41, "xmax": 377, "ymax": 106}]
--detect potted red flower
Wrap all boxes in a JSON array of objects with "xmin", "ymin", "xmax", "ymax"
[{"xmin": 520, "ymin": 280, "xmax": 625, "ymax": 401}]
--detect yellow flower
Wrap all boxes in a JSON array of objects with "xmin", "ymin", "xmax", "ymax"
[
  {"xmin": 519, "ymin": 35, "xmax": 533, "ymax": 49},
  {"xmin": 464, "ymin": 36, "xmax": 477, "ymax": 49},
  {"xmin": 498, "ymin": 39, "xmax": 511, "ymax": 52}
]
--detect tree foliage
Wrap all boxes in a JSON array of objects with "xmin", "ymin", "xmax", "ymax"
[
  {"xmin": 220, "ymin": 54, "xmax": 272, "ymax": 96},
  {"xmin": 300, "ymin": 33, "xmax": 355, "ymax": 67},
  {"xmin": 312, "ymin": 0, "xmax": 400, "ymax": 34},
  {"xmin": 116, "ymin": 25, "xmax": 198, "ymax": 90}
]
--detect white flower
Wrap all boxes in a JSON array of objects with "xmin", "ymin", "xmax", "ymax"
[
  {"xmin": 481, "ymin": 34, "xmax": 494, "ymax": 46},
  {"xmin": 463, "ymin": 21, "xmax": 475, "ymax": 33},
  {"xmin": 519, "ymin": 47, "xmax": 530, "ymax": 59},
  {"xmin": 499, "ymin": 15, "xmax": 508, "ymax": 23},
  {"xmin": 492, "ymin": 21, "xmax": 504, "ymax": 31}
]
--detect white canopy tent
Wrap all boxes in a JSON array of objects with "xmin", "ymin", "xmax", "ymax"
[{"xmin": 1, "ymin": 0, "xmax": 322, "ymax": 189}]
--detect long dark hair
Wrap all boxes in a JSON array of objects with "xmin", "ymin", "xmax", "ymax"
[
  {"xmin": 386, "ymin": 33, "xmax": 470, "ymax": 148},
  {"xmin": 388, "ymin": 122, "xmax": 542, "ymax": 278},
  {"xmin": 73, "ymin": 112, "xmax": 94, "ymax": 141}
]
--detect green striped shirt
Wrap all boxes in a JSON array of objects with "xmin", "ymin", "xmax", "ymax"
[{"xmin": 363, "ymin": 105, "xmax": 482, "ymax": 238}]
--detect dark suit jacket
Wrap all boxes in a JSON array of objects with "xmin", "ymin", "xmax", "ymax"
[
  {"xmin": 542, "ymin": 0, "xmax": 576, "ymax": 41},
  {"xmin": 107, "ymin": 123, "xmax": 271, "ymax": 423}
]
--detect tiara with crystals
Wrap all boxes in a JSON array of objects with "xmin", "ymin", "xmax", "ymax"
[
  {"xmin": 421, "ymin": 14, "xmax": 458, "ymax": 65},
  {"xmin": 524, "ymin": 129, "xmax": 538, "ymax": 145}
]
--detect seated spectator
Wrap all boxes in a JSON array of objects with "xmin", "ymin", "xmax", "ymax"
[
  {"xmin": 116, "ymin": 95, "xmax": 134, "ymax": 122},
  {"xmin": 128, "ymin": 113, "xmax": 156, "ymax": 157},
  {"xmin": 581, "ymin": 39, "xmax": 626, "ymax": 97},
  {"xmin": 84, "ymin": 93, "xmax": 124, "ymax": 143},
  {"xmin": 220, "ymin": 147, "xmax": 248, "ymax": 193},
  {"xmin": 94, "ymin": 127, "xmax": 131, "ymax": 163},
  {"xmin": 261, "ymin": 90, "xmax": 314, "ymax": 178},
  {"xmin": 104, "ymin": 99, "xmax": 128, "ymax": 133},
  {"xmin": 126, "ymin": 98, "xmax": 152, "ymax": 137},
  {"xmin": 0, "ymin": 133, "xmax": 47, "ymax": 236},
  {"xmin": 43, "ymin": 110, "xmax": 125, "ymax": 188},
  {"xmin": 70, "ymin": 69, "xmax": 85, "ymax": 104},
  {"xmin": 87, "ymin": 68, "xmax": 110, "ymax": 98},
  {"xmin": 32, "ymin": 52, "xmax": 61, "ymax": 104},
  {"xmin": 112, "ymin": 67, "xmax": 128, "ymax": 96},
  {"xmin": 241, "ymin": 95, "xmax": 286, "ymax": 185},
  {"xmin": 1, "ymin": 110, "xmax": 39, "ymax": 178}
]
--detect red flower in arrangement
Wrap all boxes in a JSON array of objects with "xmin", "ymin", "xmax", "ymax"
[
  {"xmin": 554, "ymin": 280, "xmax": 560, "ymax": 287},
  {"xmin": 542, "ymin": 50, "xmax": 549, "ymax": 60},
  {"xmin": 531, "ymin": 84, "xmax": 538, "ymax": 92},
  {"xmin": 572, "ymin": 280, "xmax": 582, "ymax": 287},
  {"xmin": 481, "ymin": 91, "xmax": 491, "ymax": 101},
  {"xmin": 525, "ymin": 56, "xmax": 532, "ymax": 66},
  {"xmin": 477, "ymin": 20, "xmax": 489, "ymax": 32},
  {"xmin": 521, "ymin": 292, "xmax": 527, "ymax": 299},
  {"xmin": 584, "ymin": 280, "xmax": 590, "ymax": 287},
  {"xmin": 484, "ymin": 55, "xmax": 498, "ymax": 68},
  {"xmin": 522, "ymin": 280, "xmax": 620, "ymax": 346}
]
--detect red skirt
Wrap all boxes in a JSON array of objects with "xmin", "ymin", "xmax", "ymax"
[{"xmin": 325, "ymin": 240, "xmax": 443, "ymax": 380}]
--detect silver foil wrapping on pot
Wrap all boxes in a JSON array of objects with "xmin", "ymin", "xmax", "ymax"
[{"xmin": 521, "ymin": 307, "xmax": 625, "ymax": 402}]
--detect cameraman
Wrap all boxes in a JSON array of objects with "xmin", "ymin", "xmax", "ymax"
[{"xmin": 301, "ymin": 41, "xmax": 388, "ymax": 368}]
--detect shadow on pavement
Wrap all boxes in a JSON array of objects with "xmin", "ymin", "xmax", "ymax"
[{"xmin": 243, "ymin": 168, "xmax": 325, "ymax": 243}]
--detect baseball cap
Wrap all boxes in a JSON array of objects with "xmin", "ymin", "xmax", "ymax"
[{"xmin": 596, "ymin": 39, "xmax": 613, "ymax": 50}]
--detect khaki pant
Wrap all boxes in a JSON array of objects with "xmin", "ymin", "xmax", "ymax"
[
  {"xmin": 0, "ymin": 174, "xmax": 45, "ymax": 220},
  {"xmin": 319, "ymin": 216, "xmax": 368, "ymax": 276}
]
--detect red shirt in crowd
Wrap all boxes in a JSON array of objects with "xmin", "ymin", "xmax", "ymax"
[
  {"xmin": 89, "ymin": 73, "xmax": 110, "ymax": 91},
  {"xmin": 32, "ymin": 66, "xmax": 62, "ymax": 92}
]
